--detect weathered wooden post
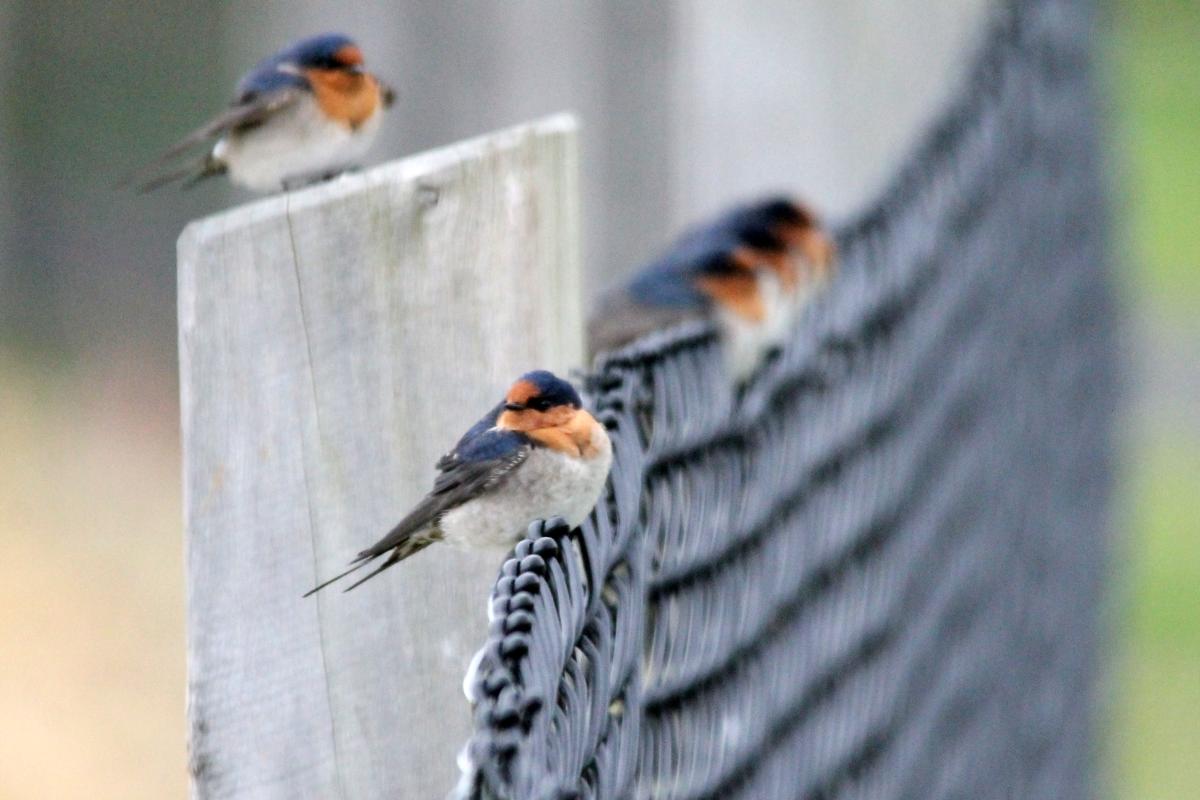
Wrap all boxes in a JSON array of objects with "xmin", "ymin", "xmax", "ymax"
[{"xmin": 178, "ymin": 115, "xmax": 581, "ymax": 799}]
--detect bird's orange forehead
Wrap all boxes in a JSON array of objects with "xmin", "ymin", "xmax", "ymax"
[
  {"xmin": 505, "ymin": 379, "xmax": 540, "ymax": 405},
  {"xmin": 335, "ymin": 44, "xmax": 364, "ymax": 66}
]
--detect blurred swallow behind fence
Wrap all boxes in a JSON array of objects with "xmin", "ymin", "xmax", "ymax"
[
  {"xmin": 305, "ymin": 371, "xmax": 612, "ymax": 595},
  {"xmin": 587, "ymin": 196, "xmax": 835, "ymax": 382},
  {"xmin": 132, "ymin": 33, "xmax": 394, "ymax": 193}
]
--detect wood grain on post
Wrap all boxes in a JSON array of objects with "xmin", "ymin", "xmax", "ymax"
[{"xmin": 178, "ymin": 115, "xmax": 581, "ymax": 799}]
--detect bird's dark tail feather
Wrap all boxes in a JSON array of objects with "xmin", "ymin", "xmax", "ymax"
[
  {"xmin": 118, "ymin": 156, "xmax": 226, "ymax": 193},
  {"xmin": 303, "ymin": 534, "xmax": 438, "ymax": 597},
  {"xmin": 341, "ymin": 552, "xmax": 402, "ymax": 593},
  {"xmin": 179, "ymin": 162, "xmax": 227, "ymax": 190},
  {"xmin": 302, "ymin": 553, "xmax": 377, "ymax": 598},
  {"xmin": 341, "ymin": 537, "xmax": 437, "ymax": 593}
]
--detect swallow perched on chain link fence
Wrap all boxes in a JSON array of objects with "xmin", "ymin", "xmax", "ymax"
[
  {"xmin": 305, "ymin": 371, "xmax": 612, "ymax": 595},
  {"xmin": 133, "ymin": 33, "xmax": 394, "ymax": 193},
  {"xmin": 588, "ymin": 195, "xmax": 835, "ymax": 382}
]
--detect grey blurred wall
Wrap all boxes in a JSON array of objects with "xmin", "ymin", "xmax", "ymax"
[
  {"xmin": 0, "ymin": 0, "xmax": 987, "ymax": 369},
  {"xmin": 0, "ymin": 1, "xmax": 229, "ymax": 360},
  {"xmin": 667, "ymin": 1, "xmax": 987, "ymax": 225},
  {"xmin": 0, "ymin": 0, "xmax": 14, "ymax": 301}
]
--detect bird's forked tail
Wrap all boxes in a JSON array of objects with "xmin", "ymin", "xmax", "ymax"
[{"xmin": 302, "ymin": 532, "xmax": 437, "ymax": 597}]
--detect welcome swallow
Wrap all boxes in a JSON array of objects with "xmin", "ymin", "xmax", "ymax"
[
  {"xmin": 305, "ymin": 371, "xmax": 612, "ymax": 594},
  {"xmin": 137, "ymin": 33, "xmax": 393, "ymax": 192},
  {"xmin": 588, "ymin": 195, "xmax": 835, "ymax": 382}
]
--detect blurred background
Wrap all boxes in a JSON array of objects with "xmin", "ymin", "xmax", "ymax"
[{"xmin": 0, "ymin": 1, "xmax": 1194, "ymax": 797}]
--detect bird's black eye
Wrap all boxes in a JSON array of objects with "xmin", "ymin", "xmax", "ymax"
[
  {"xmin": 529, "ymin": 398, "xmax": 552, "ymax": 412},
  {"xmin": 308, "ymin": 55, "xmax": 346, "ymax": 70}
]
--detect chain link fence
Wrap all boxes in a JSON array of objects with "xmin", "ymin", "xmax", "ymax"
[{"xmin": 459, "ymin": 0, "xmax": 1116, "ymax": 796}]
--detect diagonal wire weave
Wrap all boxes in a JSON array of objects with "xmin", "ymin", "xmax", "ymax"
[{"xmin": 459, "ymin": 0, "xmax": 1116, "ymax": 797}]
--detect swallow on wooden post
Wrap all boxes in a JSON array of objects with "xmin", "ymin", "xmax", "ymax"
[{"xmin": 134, "ymin": 33, "xmax": 394, "ymax": 193}]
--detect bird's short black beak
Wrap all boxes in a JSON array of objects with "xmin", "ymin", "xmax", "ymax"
[
  {"xmin": 504, "ymin": 402, "xmax": 525, "ymax": 412},
  {"xmin": 379, "ymin": 81, "xmax": 397, "ymax": 108}
]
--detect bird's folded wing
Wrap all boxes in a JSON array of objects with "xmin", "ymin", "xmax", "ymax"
[
  {"xmin": 156, "ymin": 87, "xmax": 306, "ymax": 163},
  {"xmin": 122, "ymin": 86, "xmax": 307, "ymax": 192},
  {"xmin": 436, "ymin": 402, "xmax": 506, "ymax": 472},
  {"xmin": 587, "ymin": 289, "xmax": 705, "ymax": 358},
  {"xmin": 357, "ymin": 432, "xmax": 530, "ymax": 560}
]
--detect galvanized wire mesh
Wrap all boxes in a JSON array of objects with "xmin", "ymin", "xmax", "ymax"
[{"xmin": 459, "ymin": 0, "xmax": 1116, "ymax": 797}]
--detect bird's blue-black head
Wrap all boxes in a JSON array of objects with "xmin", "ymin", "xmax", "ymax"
[
  {"xmin": 744, "ymin": 196, "xmax": 809, "ymax": 225},
  {"xmin": 282, "ymin": 33, "xmax": 364, "ymax": 71},
  {"xmin": 717, "ymin": 196, "xmax": 811, "ymax": 248},
  {"xmin": 504, "ymin": 370, "xmax": 582, "ymax": 412},
  {"xmin": 239, "ymin": 34, "xmax": 365, "ymax": 99}
]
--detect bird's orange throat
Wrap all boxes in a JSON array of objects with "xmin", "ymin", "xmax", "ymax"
[
  {"xmin": 776, "ymin": 221, "xmax": 837, "ymax": 282},
  {"xmin": 306, "ymin": 69, "xmax": 382, "ymax": 129},
  {"xmin": 528, "ymin": 410, "xmax": 605, "ymax": 459},
  {"xmin": 805, "ymin": 231, "xmax": 837, "ymax": 279},
  {"xmin": 696, "ymin": 272, "xmax": 766, "ymax": 322},
  {"xmin": 499, "ymin": 407, "xmax": 604, "ymax": 458}
]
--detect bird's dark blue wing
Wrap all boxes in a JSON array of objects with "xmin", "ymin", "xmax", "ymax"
[
  {"xmin": 436, "ymin": 402, "xmax": 505, "ymax": 471},
  {"xmin": 354, "ymin": 426, "xmax": 530, "ymax": 563},
  {"xmin": 137, "ymin": 68, "xmax": 308, "ymax": 182},
  {"xmin": 586, "ymin": 225, "xmax": 746, "ymax": 356},
  {"xmin": 627, "ymin": 261, "xmax": 708, "ymax": 309},
  {"xmin": 444, "ymin": 425, "xmax": 527, "ymax": 467},
  {"xmin": 628, "ymin": 228, "xmax": 747, "ymax": 308},
  {"xmin": 431, "ymin": 427, "xmax": 530, "ymax": 501},
  {"xmin": 235, "ymin": 66, "xmax": 311, "ymax": 103},
  {"xmin": 304, "ymin": 413, "xmax": 527, "ymax": 595}
]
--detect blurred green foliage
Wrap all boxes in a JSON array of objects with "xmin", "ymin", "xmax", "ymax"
[
  {"xmin": 1112, "ymin": 0, "xmax": 1200, "ymax": 317},
  {"xmin": 1109, "ymin": 1, "xmax": 1200, "ymax": 797},
  {"xmin": 1116, "ymin": 438, "xmax": 1200, "ymax": 800}
]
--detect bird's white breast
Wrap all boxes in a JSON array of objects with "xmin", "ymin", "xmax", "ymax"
[
  {"xmin": 757, "ymin": 269, "xmax": 795, "ymax": 349},
  {"xmin": 438, "ymin": 430, "xmax": 613, "ymax": 553},
  {"xmin": 715, "ymin": 302, "xmax": 767, "ymax": 383},
  {"xmin": 213, "ymin": 94, "xmax": 382, "ymax": 192}
]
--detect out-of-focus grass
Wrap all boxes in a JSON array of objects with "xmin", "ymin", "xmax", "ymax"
[
  {"xmin": 0, "ymin": 353, "xmax": 185, "ymax": 799},
  {"xmin": 1111, "ymin": 0, "xmax": 1200, "ymax": 319},
  {"xmin": 1112, "ymin": 434, "xmax": 1200, "ymax": 800},
  {"xmin": 1109, "ymin": 0, "xmax": 1200, "ymax": 797}
]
